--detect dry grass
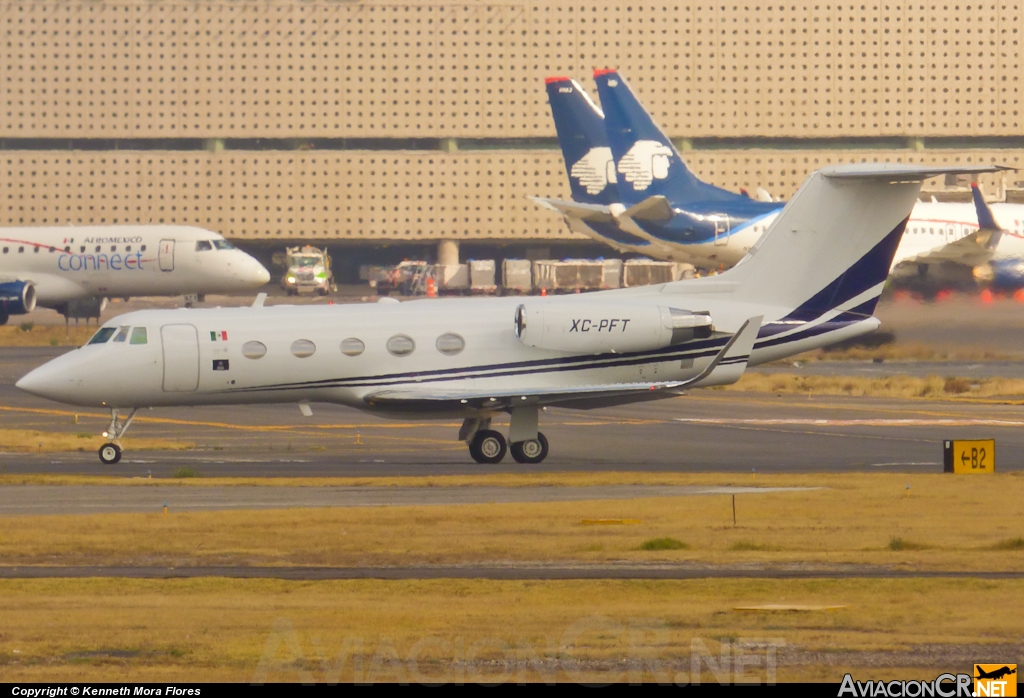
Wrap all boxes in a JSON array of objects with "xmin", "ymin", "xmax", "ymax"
[
  {"xmin": 0, "ymin": 324, "xmax": 94, "ymax": 347},
  {"xmin": 1, "ymin": 473, "xmax": 1023, "ymax": 571},
  {"xmin": 0, "ymin": 577, "xmax": 1021, "ymax": 682},
  {"xmin": 0, "ymin": 429, "xmax": 191, "ymax": 453},
  {"xmin": 720, "ymin": 373, "xmax": 1024, "ymax": 399},
  {"xmin": 785, "ymin": 342, "xmax": 1007, "ymax": 363}
]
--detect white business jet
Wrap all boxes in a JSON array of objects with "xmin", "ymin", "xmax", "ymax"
[
  {"xmin": 16, "ymin": 164, "xmax": 1000, "ymax": 465},
  {"xmin": 0, "ymin": 225, "xmax": 271, "ymax": 325}
]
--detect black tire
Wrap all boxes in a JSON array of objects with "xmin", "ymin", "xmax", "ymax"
[
  {"xmin": 98, "ymin": 443, "xmax": 122, "ymax": 465},
  {"xmin": 469, "ymin": 429, "xmax": 507, "ymax": 464},
  {"xmin": 510, "ymin": 432, "xmax": 549, "ymax": 464}
]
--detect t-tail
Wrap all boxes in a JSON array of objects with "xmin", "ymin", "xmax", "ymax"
[
  {"xmin": 660, "ymin": 165, "xmax": 1006, "ymax": 339},
  {"xmin": 593, "ymin": 69, "xmax": 753, "ymax": 208},
  {"xmin": 545, "ymin": 77, "xmax": 618, "ymax": 206}
]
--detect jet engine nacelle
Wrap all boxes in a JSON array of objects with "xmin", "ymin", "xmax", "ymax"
[
  {"xmin": 0, "ymin": 280, "xmax": 38, "ymax": 317},
  {"xmin": 514, "ymin": 302, "xmax": 712, "ymax": 354}
]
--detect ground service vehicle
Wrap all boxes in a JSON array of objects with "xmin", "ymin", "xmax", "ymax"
[{"xmin": 281, "ymin": 246, "xmax": 335, "ymax": 296}]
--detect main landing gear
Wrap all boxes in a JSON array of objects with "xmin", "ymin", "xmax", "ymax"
[
  {"xmin": 98, "ymin": 408, "xmax": 138, "ymax": 464},
  {"xmin": 462, "ymin": 410, "xmax": 550, "ymax": 464}
]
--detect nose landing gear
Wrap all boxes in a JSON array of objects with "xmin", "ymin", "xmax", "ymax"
[{"xmin": 98, "ymin": 408, "xmax": 138, "ymax": 464}]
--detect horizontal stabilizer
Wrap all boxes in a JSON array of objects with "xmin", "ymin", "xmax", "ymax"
[
  {"xmin": 619, "ymin": 195, "xmax": 673, "ymax": 222},
  {"xmin": 899, "ymin": 229, "xmax": 1001, "ymax": 268},
  {"xmin": 365, "ymin": 316, "xmax": 762, "ymax": 411},
  {"xmin": 529, "ymin": 196, "xmax": 613, "ymax": 223},
  {"xmin": 821, "ymin": 164, "xmax": 1013, "ymax": 181}
]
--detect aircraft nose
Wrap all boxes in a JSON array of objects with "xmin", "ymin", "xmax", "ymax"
[
  {"xmin": 236, "ymin": 253, "xmax": 271, "ymax": 286},
  {"xmin": 15, "ymin": 358, "xmax": 78, "ymax": 402}
]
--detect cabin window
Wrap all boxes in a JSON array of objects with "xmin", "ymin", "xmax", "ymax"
[
  {"xmin": 49, "ymin": 247, "xmax": 56, "ymax": 253},
  {"xmin": 126, "ymin": 245, "xmax": 132, "ymax": 252},
  {"xmin": 87, "ymin": 327, "xmax": 117, "ymax": 345},
  {"xmin": 95, "ymin": 246, "xmax": 101, "ymax": 253},
  {"xmin": 64, "ymin": 246, "xmax": 71, "ymax": 252},
  {"xmin": 242, "ymin": 341, "xmax": 267, "ymax": 359},
  {"xmin": 213, "ymin": 240, "xmax": 234, "ymax": 250},
  {"xmin": 111, "ymin": 246, "xmax": 117, "ymax": 252},
  {"xmin": 195, "ymin": 240, "xmax": 214, "ymax": 252},
  {"xmin": 141, "ymin": 245, "xmax": 147, "ymax": 252},
  {"xmin": 33, "ymin": 246, "xmax": 39, "ymax": 253},
  {"xmin": 290, "ymin": 339, "xmax": 316, "ymax": 358},
  {"xmin": 80, "ymin": 246, "xmax": 86, "ymax": 253},
  {"xmin": 130, "ymin": 327, "xmax": 148, "ymax": 345},
  {"xmin": 112, "ymin": 326, "xmax": 131, "ymax": 343},
  {"xmin": 2, "ymin": 247, "xmax": 7, "ymax": 254},
  {"xmin": 18, "ymin": 246, "xmax": 24, "ymax": 253},
  {"xmin": 436, "ymin": 333, "xmax": 465, "ymax": 356},
  {"xmin": 340, "ymin": 338, "xmax": 365, "ymax": 356},
  {"xmin": 386, "ymin": 334, "xmax": 416, "ymax": 357}
]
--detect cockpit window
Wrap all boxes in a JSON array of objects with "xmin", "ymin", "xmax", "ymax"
[
  {"xmin": 130, "ymin": 327, "xmax": 148, "ymax": 345},
  {"xmin": 195, "ymin": 240, "xmax": 214, "ymax": 252},
  {"xmin": 213, "ymin": 240, "xmax": 234, "ymax": 250},
  {"xmin": 112, "ymin": 326, "xmax": 131, "ymax": 343},
  {"xmin": 87, "ymin": 327, "xmax": 117, "ymax": 345}
]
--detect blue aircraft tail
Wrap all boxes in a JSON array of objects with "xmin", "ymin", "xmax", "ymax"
[
  {"xmin": 593, "ymin": 69, "xmax": 749, "ymax": 208},
  {"xmin": 971, "ymin": 183, "xmax": 1001, "ymax": 230},
  {"xmin": 545, "ymin": 77, "xmax": 619, "ymax": 206}
]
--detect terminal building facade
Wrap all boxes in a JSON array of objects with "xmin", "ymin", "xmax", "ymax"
[{"xmin": 3, "ymin": 0, "xmax": 1024, "ymax": 264}]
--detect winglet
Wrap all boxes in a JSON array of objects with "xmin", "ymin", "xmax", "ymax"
[
  {"xmin": 252, "ymin": 292, "xmax": 267, "ymax": 308},
  {"xmin": 972, "ymin": 183, "xmax": 1001, "ymax": 231},
  {"xmin": 679, "ymin": 315, "xmax": 762, "ymax": 389}
]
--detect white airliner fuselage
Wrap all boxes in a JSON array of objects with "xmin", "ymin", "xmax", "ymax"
[
  {"xmin": 0, "ymin": 225, "xmax": 270, "ymax": 323},
  {"xmin": 599, "ymin": 200, "xmax": 1024, "ymax": 272}
]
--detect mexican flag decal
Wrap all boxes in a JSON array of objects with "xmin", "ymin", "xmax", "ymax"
[{"xmin": 210, "ymin": 330, "xmax": 228, "ymax": 341}]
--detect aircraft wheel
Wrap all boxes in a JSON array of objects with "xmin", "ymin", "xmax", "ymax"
[
  {"xmin": 469, "ymin": 430, "xmax": 507, "ymax": 464},
  {"xmin": 510, "ymin": 433, "xmax": 549, "ymax": 464},
  {"xmin": 98, "ymin": 443, "xmax": 122, "ymax": 465}
]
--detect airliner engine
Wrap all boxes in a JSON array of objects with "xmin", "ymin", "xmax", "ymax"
[
  {"xmin": 0, "ymin": 280, "xmax": 37, "ymax": 324},
  {"xmin": 514, "ymin": 302, "xmax": 712, "ymax": 354}
]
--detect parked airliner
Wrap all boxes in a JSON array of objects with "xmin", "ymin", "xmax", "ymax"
[
  {"xmin": 0, "ymin": 225, "xmax": 271, "ymax": 325},
  {"xmin": 16, "ymin": 164, "xmax": 1001, "ymax": 465},
  {"xmin": 535, "ymin": 71, "xmax": 1011, "ymax": 283}
]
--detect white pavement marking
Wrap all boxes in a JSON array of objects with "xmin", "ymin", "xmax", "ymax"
[{"xmin": 870, "ymin": 462, "xmax": 941, "ymax": 467}]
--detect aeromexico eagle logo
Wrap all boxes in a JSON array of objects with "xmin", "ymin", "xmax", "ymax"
[
  {"xmin": 570, "ymin": 147, "xmax": 617, "ymax": 195},
  {"xmin": 617, "ymin": 140, "xmax": 673, "ymax": 192}
]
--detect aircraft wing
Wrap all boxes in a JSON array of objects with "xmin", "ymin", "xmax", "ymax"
[
  {"xmin": 899, "ymin": 228, "xmax": 1001, "ymax": 268},
  {"xmin": 364, "ymin": 316, "xmax": 761, "ymax": 411},
  {"xmin": 529, "ymin": 196, "xmax": 614, "ymax": 223}
]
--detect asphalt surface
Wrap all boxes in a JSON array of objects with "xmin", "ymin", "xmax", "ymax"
[
  {"xmin": 0, "ymin": 484, "xmax": 811, "ymax": 516},
  {"xmin": 1, "ymin": 565, "xmax": 1021, "ymax": 580},
  {"xmin": 4, "ymin": 345, "xmax": 1024, "ymax": 476}
]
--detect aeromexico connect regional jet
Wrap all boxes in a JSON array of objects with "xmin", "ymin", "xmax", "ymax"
[
  {"xmin": 17, "ymin": 164, "xmax": 1001, "ymax": 466},
  {"xmin": 0, "ymin": 225, "xmax": 271, "ymax": 325},
  {"xmin": 534, "ymin": 70, "xmax": 1011, "ymax": 284}
]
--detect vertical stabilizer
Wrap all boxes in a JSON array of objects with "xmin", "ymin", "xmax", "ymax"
[
  {"xmin": 545, "ymin": 77, "xmax": 619, "ymax": 205},
  {"xmin": 594, "ymin": 69, "xmax": 744, "ymax": 207}
]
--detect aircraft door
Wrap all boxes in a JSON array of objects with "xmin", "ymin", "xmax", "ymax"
[
  {"xmin": 161, "ymin": 324, "xmax": 200, "ymax": 392},
  {"xmin": 159, "ymin": 239, "xmax": 175, "ymax": 272},
  {"xmin": 713, "ymin": 217, "xmax": 730, "ymax": 246}
]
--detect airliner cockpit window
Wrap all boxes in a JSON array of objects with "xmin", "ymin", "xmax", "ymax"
[
  {"xmin": 112, "ymin": 326, "xmax": 131, "ymax": 343},
  {"xmin": 130, "ymin": 327, "xmax": 148, "ymax": 345},
  {"xmin": 87, "ymin": 327, "xmax": 117, "ymax": 345},
  {"xmin": 195, "ymin": 240, "xmax": 214, "ymax": 252},
  {"xmin": 213, "ymin": 240, "xmax": 234, "ymax": 250}
]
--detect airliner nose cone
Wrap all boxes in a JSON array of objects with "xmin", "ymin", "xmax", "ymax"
[
  {"xmin": 16, "ymin": 360, "xmax": 76, "ymax": 402},
  {"xmin": 254, "ymin": 263, "xmax": 271, "ymax": 285}
]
